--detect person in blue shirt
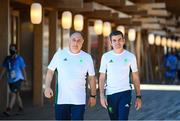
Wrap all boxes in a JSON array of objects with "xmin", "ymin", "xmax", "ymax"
[
  {"xmin": 163, "ymin": 52, "xmax": 178, "ymax": 84},
  {"xmin": 0, "ymin": 44, "xmax": 27, "ymax": 116}
]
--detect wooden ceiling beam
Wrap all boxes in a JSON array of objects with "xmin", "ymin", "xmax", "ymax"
[
  {"xmin": 12, "ymin": 0, "xmax": 83, "ymax": 9},
  {"xmin": 142, "ymin": 23, "xmax": 162, "ymax": 29},
  {"xmin": 115, "ymin": 5, "xmax": 147, "ymax": 15},
  {"xmin": 12, "ymin": 0, "xmax": 35, "ymax": 5},
  {"xmin": 133, "ymin": 17, "xmax": 159, "ymax": 23},
  {"xmin": 137, "ymin": 3, "xmax": 166, "ymax": 10},
  {"xmin": 43, "ymin": 0, "xmax": 83, "ymax": 9},
  {"xmin": 147, "ymin": 30, "xmax": 167, "ymax": 36},
  {"xmin": 93, "ymin": 0, "xmax": 126, "ymax": 7},
  {"xmin": 82, "ymin": 10, "xmax": 113, "ymax": 20},
  {"xmin": 147, "ymin": 9, "xmax": 170, "ymax": 17}
]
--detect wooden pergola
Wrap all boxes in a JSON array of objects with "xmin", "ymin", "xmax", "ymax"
[{"xmin": 0, "ymin": 0, "xmax": 180, "ymax": 111}]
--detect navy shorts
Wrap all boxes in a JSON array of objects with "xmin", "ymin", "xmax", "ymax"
[
  {"xmin": 107, "ymin": 90, "xmax": 132, "ymax": 120},
  {"xmin": 9, "ymin": 80, "xmax": 22, "ymax": 93},
  {"xmin": 55, "ymin": 104, "xmax": 85, "ymax": 120}
]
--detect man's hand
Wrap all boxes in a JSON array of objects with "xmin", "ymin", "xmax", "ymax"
[
  {"xmin": 24, "ymin": 80, "xmax": 28, "ymax": 86},
  {"xmin": 135, "ymin": 98, "xmax": 142, "ymax": 110},
  {"xmin": 88, "ymin": 97, "xmax": 96, "ymax": 107},
  {"xmin": 100, "ymin": 95, "xmax": 108, "ymax": 109},
  {"xmin": 44, "ymin": 87, "xmax": 53, "ymax": 98}
]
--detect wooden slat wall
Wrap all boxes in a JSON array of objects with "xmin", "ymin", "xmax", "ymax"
[{"xmin": 0, "ymin": 0, "xmax": 10, "ymax": 111}]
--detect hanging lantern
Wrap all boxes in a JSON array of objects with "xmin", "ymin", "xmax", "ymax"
[
  {"xmin": 176, "ymin": 41, "xmax": 180, "ymax": 49},
  {"xmin": 30, "ymin": 3, "xmax": 42, "ymax": 24},
  {"xmin": 155, "ymin": 35, "xmax": 161, "ymax": 46},
  {"xmin": 148, "ymin": 33, "xmax": 155, "ymax": 45},
  {"xmin": 171, "ymin": 40, "xmax": 176, "ymax": 48},
  {"xmin": 61, "ymin": 11, "xmax": 72, "ymax": 29},
  {"xmin": 116, "ymin": 25, "xmax": 125, "ymax": 36},
  {"xmin": 167, "ymin": 38, "xmax": 172, "ymax": 48},
  {"xmin": 128, "ymin": 28, "xmax": 136, "ymax": 41},
  {"xmin": 178, "ymin": 41, "xmax": 180, "ymax": 49},
  {"xmin": 103, "ymin": 22, "xmax": 111, "ymax": 37},
  {"xmin": 94, "ymin": 20, "xmax": 103, "ymax": 35},
  {"xmin": 161, "ymin": 37, "xmax": 167, "ymax": 47},
  {"xmin": 74, "ymin": 14, "xmax": 84, "ymax": 31}
]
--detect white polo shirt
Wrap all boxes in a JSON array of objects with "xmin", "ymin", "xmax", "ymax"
[
  {"xmin": 48, "ymin": 48, "xmax": 95, "ymax": 104},
  {"xmin": 99, "ymin": 50, "xmax": 138, "ymax": 95}
]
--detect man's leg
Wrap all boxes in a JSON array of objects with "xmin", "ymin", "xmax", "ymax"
[
  {"xmin": 9, "ymin": 92, "xmax": 16, "ymax": 109},
  {"xmin": 3, "ymin": 92, "xmax": 16, "ymax": 116},
  {"xmin": 118, "ymin": 90, "xmax": 131, "ymax": 120},
  {"xmin": 17, "ymin": 92, "xmax": 23, "ymax": 110},
  {"xmin": 71, "ymin": 104, "xmax": 85, "ymax": 120},
  {"xmin": 55, "ymin": 104, "xmax": 71, "ymax": 120},
  {"xmin": 107, "ymin": 93, "xmax": 119, "ymax": 120}
]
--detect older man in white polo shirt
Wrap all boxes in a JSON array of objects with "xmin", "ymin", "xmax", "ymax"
[{"xmin": 44, "ymin": 32, "xmax": 96, "ymax": 120}]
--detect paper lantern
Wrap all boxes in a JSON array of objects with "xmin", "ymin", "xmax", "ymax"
[
  {"xmin": 128, "ymin": 29, "xmax": 136, "ymax": 41},
  {"xmin": 74, "ymin": 14, "xmax": 84, "ymax": 31},
  {"xmin": 103, "ymin": 22, "xmax": 111, "ymax": 37},
  {"xmin": 30, "ymin": 3, "xmax": 42, "ymax": 24},
  {"xmin": 116, "ymin": 25, "xmax": 125, "ymax": 36},
  {"xmin": 148, "ymin": 34, "xmax": 155, "ymax": 45},
  {"xmin": 155, "ymin": 35, "xmax": 161, "ymax": 46},
  {"xmin": 62, "ymin": 11, "xmax": 72, "ymax": 29},
  {"xmin": 94, "ymin": 20, "xmax": 103, "ymax": 35}
]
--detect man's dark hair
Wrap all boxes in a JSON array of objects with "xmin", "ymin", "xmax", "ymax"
[
  {"xmin": 109, "ymin": 30, "xmax": 124, "ymax": 41},
  {"xmin": 9, "ymin": 44, "xmax": 17, "ymax": 50}
]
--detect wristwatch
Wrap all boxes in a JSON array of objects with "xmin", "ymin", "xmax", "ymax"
[
  {"xmin": 136, "ymin": 95, "xmax": 142, "ymax": 99},
  {"xmin": 90, "ymin": 94, "xmax": 96, "ymax": 98}
]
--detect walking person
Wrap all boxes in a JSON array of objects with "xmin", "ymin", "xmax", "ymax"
[
  {"xmin": 99, "ymin": 30, "xmax": 142, "ymax": 120},
  {"xmin": 44, "ymin": 32, "xmax": 96, "ymax": 120},
  {"xmin": 0, "ymin": 44, "xmax": 27, "ymax": 116}
]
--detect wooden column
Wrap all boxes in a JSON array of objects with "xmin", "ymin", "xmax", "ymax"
[
  {"xmin": 136, "ymin": 29, "xmax": 141, "ymax": 69},
  {"xmin": 0, "ymin": 0, "xmax": 10, "ymax": 111},
  {"xmin": 49, "ymin": 10, "xmax": 58, "ymax": 61},
  {"xmin": 97, "ymin": 35, "xmax": 104, "ymax": 70},
  {"xmin": 48, "ymin": 10, "xmax": 58, "ymax": 103},
  {"xmin": 33, "ymin": 11, "xmax": 44, "ymax": 106},
  {"xmin": 82, "ymin": 18, "xmax": 89, "ymax": 52}
]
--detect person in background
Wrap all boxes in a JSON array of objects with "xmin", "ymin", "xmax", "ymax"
[
  {"xmin": 44, "ymin": 32, "xmax": 96, "ymax": 120},
  {"xmin": 163, "ymin": 51, "xmax": 178, "ymax": 84},
  {"xmin": 0, "ymin": 44, "xmax": 27, "ymax": 116},
  {"xmin": 99, "ymin": 30, "xmax": 142, "ymax": 120}
]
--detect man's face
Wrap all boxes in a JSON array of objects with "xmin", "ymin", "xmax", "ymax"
[
  {"xmin": 9, "ymin": 46, "xmax": 17, "ymax": 56},
  {"xmin": 110, "ymin": 35, "xmax": 125, "ymax": 50},
  {"xmin": 69, "ymin": 33, "xmax": 84, "ymax": 53}
]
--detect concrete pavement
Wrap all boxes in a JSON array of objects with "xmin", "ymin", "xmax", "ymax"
[{"xmin": 1, "ymin": 89, "xmax": 180, "ymax": 120}]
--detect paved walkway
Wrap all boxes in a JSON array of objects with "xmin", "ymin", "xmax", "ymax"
[{"xmin": 1, "ymin": 89, "xmax": 180, "ymax": 120}]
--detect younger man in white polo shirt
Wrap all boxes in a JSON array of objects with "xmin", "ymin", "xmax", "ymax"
[{"xmin": 99, "ymin": 30, "xmax": 142, "ymax": 120}]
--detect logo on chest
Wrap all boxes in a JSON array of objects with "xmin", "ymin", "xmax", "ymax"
[
  {"xmin": 109, "ymin": 59, "xmax": 114, "ymax": 63},
  {"xmin": 80, "ymin": 59, "xmax": 83, "ymax": 64},
  {"xmin": 63, "ymin": 58, "xmax": 68, "ymax": 61}
]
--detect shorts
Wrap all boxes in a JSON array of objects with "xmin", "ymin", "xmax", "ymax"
[
  {"xmin": 9, "ymin": 80, "xmax": 22, "ymax": 93},
  {"xmin": 55, "ymin": 104, "xmax": 85, "ymax": 120}
]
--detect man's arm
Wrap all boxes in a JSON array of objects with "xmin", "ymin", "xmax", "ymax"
[
  {"xmin": 44, "ymin": 69, "xmax": 54, "ymax": 98},
  {"xmin": 99, "ymin": 73, "xmax": 106, "ymax": 98},
  {"xmin": 132, "ymin": 72, "xmax": 141, "ymax": 96},
  {"xmin": 99, "ymin": 73, "xmax": 108, "ymax": 108},
  {"xmin": 132, "ymin": 72, "xmax": 142, "ymax": 110},
  {"xmin": 88, "ymin": 76, "xmax": 96, "ymax": 96},
  {"xmin": 0, "ymin": 68, "xmax": 6, "ymax": 80},
  {"xmin": 22, "ymin": 68, "xmax": 27, "ymax": 82},
  {"xmin": 88, "ymin": 76, "xmax": 96, "ymax": 107}
]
